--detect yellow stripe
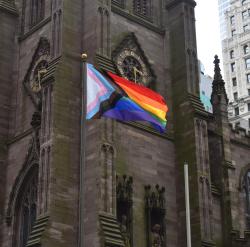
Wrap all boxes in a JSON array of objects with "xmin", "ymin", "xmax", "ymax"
[
  {"xmin": 120, "ymin": 85, "xmax": 167, "ymax": 121},
  {"xmin": 129, "ymin": 95, "xmax": 167, "ymax": 121}
]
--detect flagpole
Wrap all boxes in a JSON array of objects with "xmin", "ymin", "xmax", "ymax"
[
  {"xmin": 79, "ymin": 53, "xmax": 87, "ymax": 247},
  {"xmin": 184, "ymin": 162, "xmax": 192, "ymax": 247}
]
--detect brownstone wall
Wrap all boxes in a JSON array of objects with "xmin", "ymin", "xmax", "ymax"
[
  {"xmin": 114, "ymin": 122, "xmax": 177, "ymax": 247},
  {"xmin": 230, "ymin": 140, "xmax": 250, "ymax": 233},
  {"xmin": 0, "ymin": 3, "xmax": 18, "ymax": 244}
]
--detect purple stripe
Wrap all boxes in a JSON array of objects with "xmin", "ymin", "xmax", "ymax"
[{"xmin": 103, "ymin": 109, "xmax": 165, "ymax": 132}]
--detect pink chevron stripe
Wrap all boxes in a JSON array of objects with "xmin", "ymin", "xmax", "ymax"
[{"xmin": 87, "ymin": 68, "xmax": 109, "ymax": 112}]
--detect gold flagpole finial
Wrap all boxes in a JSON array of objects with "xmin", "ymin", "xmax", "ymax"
[{"xmin": 81, "ymin": 53, "xmax": 88, "ymax": 62}]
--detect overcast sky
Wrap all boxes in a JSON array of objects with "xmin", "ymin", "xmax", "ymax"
[{"xmin": 195, "ymin": 0, "xmax": 222, "ymax": 77}]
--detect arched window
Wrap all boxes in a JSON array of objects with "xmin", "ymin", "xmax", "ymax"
[
  {"xmin": 242, "ymin": 0, "xmax": 247, "ymax": 5},
  {"xmin": 13, "ymin": 168, "xmax": 38, "ymax": 247},
  {"xmin": 133, "ymin": 0, "xmax": 152, "ymax": 18},
  {"xmin": 244, "ymin": 45, "xmax": 249, "ymax": 54},
  {"xmin": 243, "ymin": 170, "xmax": 250, "ymax": 228},
  {"xmin": 30, "ymin": 0, "xmax": 45, "ymax": 27}
]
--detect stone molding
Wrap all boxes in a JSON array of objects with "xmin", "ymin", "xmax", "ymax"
[
  {"xmin": 165, "ymin": 0, "xmax": 196, "ymax": 10},
  {"xmin": 0, "ymin": 1, "xmax": 18, "ymax": 16},
  {"xmin": 19, "ymin": 17, "xmax": 51, "ymax": 42}
]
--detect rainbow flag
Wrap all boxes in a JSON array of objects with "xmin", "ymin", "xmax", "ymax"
[
  {"xmin": 105, "ymin": 72, "xmax": 168, "ymax": 132},
  {"xmin": 86, "ymin": 64, "xmax": 168, "ymax": 132}
]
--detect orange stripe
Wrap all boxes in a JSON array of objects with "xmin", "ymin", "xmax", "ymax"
[
  {"xmin": 118, "ymin": 83, "xmax": 168, "ymax": 112},
  {"xmin": 108, "ymin": 72, "xmax": 167, "ymax": 105}
]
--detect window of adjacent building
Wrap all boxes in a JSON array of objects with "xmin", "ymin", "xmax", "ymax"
[
  {"xmin": 232, "ymin": 77, "xmax": 237, "ymax": 86},
  {"xmin": 242, "ymin": 10, "xmax": 248, "ymax": 20},
  {"xmin": 248, "ymin": 103, "xmax": 250, "ymax": 111},
  {"xmin": 133, "ymin": 0, "xmax": 152, "ymax": 18},
  {"xmin": 244, "ymin": 45, "xmax": 249, "ymax": 54},
  {"xmin": 230, "ymin": 50, "xmax": 235, "ymax": 59},
  {"xmin": 235, "ymin": 107, "xmax": 239, "ymax": 116},
  {"xmin": 249, "ymin": 118, "xmax": 250, "ymax": 127},
  {"xmin": 247, "ymin": 73, "xmax": 250, "ymax": 83},
  {"xmin": 248, "ymin": 89, "xmax": 250, "ymax": 95},
  {"xmin": 231, "ymin": 62, "xmax": 236, "ymax": 72},
  {"xmin": 230, "ymin": 15, "xmax": 235, "ymax": 25},
  {"xmin": 235, "ymin": 122, "xmax": 240, "ymax": 127},
  {"xmin": 234, "ymin": 92, "xmax": 238, "ymax": 101},
  {"xmin": 246, "ymin": 58, "xmax": 250, "ymax": 68},
  {"xmin": 244, "ymin": 24, "xmax": 250, "ymax": 32},
  {"xmin": 232, "ymin": 29, "xmax": 236, "ymax": 37}
]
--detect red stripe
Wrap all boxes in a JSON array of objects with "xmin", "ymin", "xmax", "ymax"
[{"xmin": 107, "ymin": 72, "xmax": 167, "ymax": 106}]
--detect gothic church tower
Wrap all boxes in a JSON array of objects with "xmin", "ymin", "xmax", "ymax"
[{"xmin": 1, "ymin": 1, "xmax": 250, "ymax": 247}]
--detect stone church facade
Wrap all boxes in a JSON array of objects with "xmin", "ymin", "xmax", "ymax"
[{"xmin": 0, "ymin": 0, "xmax": 250, "ymax": 247}]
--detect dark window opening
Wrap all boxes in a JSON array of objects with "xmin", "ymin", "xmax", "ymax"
[
  {"xmin": 233, "ymin": 77, "xmax": 237, "ymax": 86},
  {"xmin": 244, "ymin": 45, "xmax": 249, "ymax": 54},
  {"xmin": 231, "ymin": 62, "xmax": 236, "ymax": 72},
  {"xmin": 133, "ymin": 0, "xmax": 152, "ymax": 18},
  {"xmin": 235, "ymin": 107, "xmax": 239, "ymax": 116},
  {"xmin": 234, "ymin": 92, "xmax": 238, "ymax": 101}
]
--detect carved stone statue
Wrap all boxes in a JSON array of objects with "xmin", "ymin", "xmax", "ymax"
[{"xmin": 151, "ymin": 224, "xmax": 163, "ymax": 247}]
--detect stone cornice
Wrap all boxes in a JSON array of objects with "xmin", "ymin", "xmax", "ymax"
[
  {"xmin": 166, "ymin": 0, "xmax": 196, "ymax": 10},
  {"xmin": 18, "ymin": 17, "xmax": 51, "ymax": 42},
  {"xmin": 7, "ymin": 128, "xmax": 33, "ymax": 145},
  {"xmin": 118, "ymin": 120, "xmax": 174, "ymax": 141},
  {"xmin": 0, "ymin": 1, "xmax": 18, "ymax": 16}
]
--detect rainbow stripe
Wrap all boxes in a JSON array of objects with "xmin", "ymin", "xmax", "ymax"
[{"xmin": 107, "ymin": 72, "xmax": 168, "ymax": 130}]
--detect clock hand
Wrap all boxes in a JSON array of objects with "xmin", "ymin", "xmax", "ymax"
[
  {"xmin": 133, "ymin": 67, "xmax": 143, "ymax": 84},
  {"xmin": 31, "ymin": 68, "xmax": 47, "ymax": 93},
  {"xmin": 36, "ymin": 68, "xmax": 47, "ymax": 92}
]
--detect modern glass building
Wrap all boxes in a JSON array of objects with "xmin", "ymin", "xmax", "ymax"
[
  {"xmin": 199, "ymin": 61, "xmax": 213, "ymax": 113},
  {"xmin": 218, "ymin": 0, "xmax": 231, "ymax": 40}
]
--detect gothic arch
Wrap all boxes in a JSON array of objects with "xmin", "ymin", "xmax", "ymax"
[
  {"xmin": 238, "ymin": 163, "xmax": 250, "ymax": 229},
  {"xmin": 11, "ymin": 165, "xmax": 38, "ymax": 247},
  {"xmin": 6, "ymin": 137, "xmax": 39, "ymax": 226},
  {"xmin": 99, "ymin": 143, "xmax": 116, "ymax": 213},
  {"xmin": 239, "ymin": 163, "xmax": 250, "ymax": 191}
]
